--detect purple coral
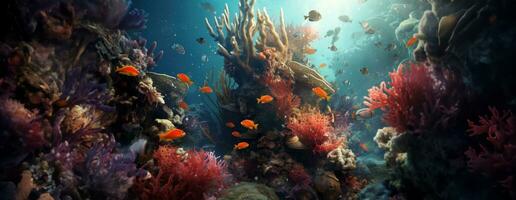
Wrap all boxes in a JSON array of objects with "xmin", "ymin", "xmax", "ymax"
[
  {"xmin": 0, "ymin": 97, "xmax": 47, "ymax": 149},
  {"xmin": 77, "ymin": 137, "xmax": 141, "ymax": 199}
]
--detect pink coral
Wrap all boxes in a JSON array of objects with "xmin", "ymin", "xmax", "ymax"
[
  {"xmin": 287, "ymin": 108, "xmax": 344, "ymax": 153},
  {"xmin": 135, "ymin": 146, "xmax": 229, "ymax": 199},
  {"xmin": 465, "ymin": 107, "xmax": 516, "ymax": 196},
  {"xmin": 0, "ymin": 98, "xmax": 47, "ymax": 149},
  {"xmin": 364, "ymin": 62, "xmax": 459, "ymax": 133}
]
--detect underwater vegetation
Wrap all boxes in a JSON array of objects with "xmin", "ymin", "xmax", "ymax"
[{"xmin": 0, "ymin": 0, "xmax": 515, "ymax": 199}]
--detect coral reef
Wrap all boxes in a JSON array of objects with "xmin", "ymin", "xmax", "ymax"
[
  {"xmin": 364, "ymin": 62, "xmax": 461, "ymax": 133},
  {"xmin": 465, "ymin": 107, "xmax": 516, "ymax": 197},
  {"xmin": 373, "ymin": 127, "xmax": 406, "ymax": 166},
  {"xmin": 219, "ymin": 182, "xmax": 279, "ymax": 200},
  {"xmin": 134, "ymin": 146, "xmax": 229, "ymax": 199}
]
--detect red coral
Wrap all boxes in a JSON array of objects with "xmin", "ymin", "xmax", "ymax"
[
  {"xmin": 134, "ymin": 146, "xmax": 229, "ymax": 200},
  {"xmin": 287, "ymin": 108, "xmax": 344, "ymax": 153},
  {"xmin": 263, "ymin": 72, "xmax": 301, "ymax": 119},
  {"xmin": 465, "ymin": 107, "xmax": 516, "ymax": 196},
  {"xmin": 364, "ymin": 62, "xmax": 459, "ymax": 133},
  {"xmin": 288, "ymin": 164, "xmax": 312, "ymax": 187}
]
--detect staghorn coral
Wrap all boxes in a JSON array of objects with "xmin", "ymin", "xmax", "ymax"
[
  {"xmin": 134, "ymin": 146, "xmax": 229, "ymax": 199},
  {"xmin": 287, "ymin": 107, "xmax": 344, "ymax": 153},
  {"xmin": 465, "ymin": 107, "xmax": 516, "ymax": 196},
  {"xmin": 364, "ymin": 62, "xmax": 460, "ymax": 133}
]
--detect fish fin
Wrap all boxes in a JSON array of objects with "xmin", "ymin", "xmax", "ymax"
[
  {"xmin": 326, "ymin": 96, "xmax": 331, "ymax": 101},
  {"xmin": 256, "ymin": 98, "xmax": 261, "ymax": 103}
]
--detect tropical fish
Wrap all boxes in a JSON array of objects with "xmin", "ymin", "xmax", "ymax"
[
  {"xmin": 359, "ymin": 143, "xmax": 369, "ymax": 152},
  {"xmin": 257, "ymin": 95, "xmax": 274, "ymax": 104},
  {"xmin": 115, "ymin": 65, "xmax": 140, "ymax": 76},
  {"xmin": 200, "ymin": 2, "xmax": 215, "ymax": 13},
  {"xmin": 159, "ymin": 128, "xmax": 186, "ymax": 141},
  {"xmin": 325, "ymin": 30, "xmax": 335, "ymax": 37},
  {"xmin": 234, "ymin": 142, "xmax": 250, "ymax": 150},
  {"xmin": 178, "ymin": 101, "xmax": 189, "ymax": 110},
  {"xmin": 406, "ymin": 36, "xmax": 418, "ymax": 47},
  {"xmin": 356, "ymin": 108, "xmax": 374, "ymax": 119},
  {"xmin": 201, "ymin": 55, "xmax": 209, "ymax": 63},
  {"xmin": 312, "ymin": 87, "xmax": 331, "ymax": 101},
  {"xmin": 319, "ymin": 63, "xmax": 327, "ymax": 68},
  {"xmin": 196, "ymin": 37, "xmax": 206, "ymax": 44},
  {"xmin": 338, "ymin": 15, "xmax": 352, "ymax": 23},
  {"xmin": 241, "ymin": 119, "xmax": 258, "ymax": 130},
  {"xmin": 304, "ymin": 47, "xmax": 317, "ymax": 55},
  {"xmin": 225, "ymin": 122, "xmax": 235, "ymax": 128},
  {"xmin": 177, "ymin": 73, "xmax": 194, "ymax": 86},
  {"xmin": 171, "ymin": 43, "xmax": 186, "ymax": 55},
  {"xmin": 257, "ymin": 52, "xmax": 267, "ymax": 60},
  {"xmin": 304, "ymin": 10, "xmax": 321, "ymax": 22},
  {"xmin": 329, "ymin": 45, "xmax": 338, "ymax": 51},
  {"xmin": 336, "ymin": 69, "xmax": 344, "ymax": 75},
  {"xmin": 231, "ymin": 131, "xmax": 242, "ymax": 138},
  {"xmin": 360, "ymin": 67, "xmax": 369, "ymax": 75},
  {"xmin": 360, "ymin": 21, "xmax": 375, "ymax": 34},
  {"xmin": 199, "ymin": 86, "xmax": 213, "ymax": 94},
  {"xmin": 385, "ymin": 43, "xmax": 396, "ymax": 51}
]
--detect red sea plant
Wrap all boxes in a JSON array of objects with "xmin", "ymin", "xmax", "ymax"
[
  {"xmin": 288, "ymin": 164, "xmax": 312, "ymax": 187},
  {"xmin": 134, "ymin": 146, "xmax": 229, "ymax": 200},
  {"xmin": 263, "ymin": 72, "xmax": 301, "ymax": 119},
  {"xmin": 364, "ymin": 62, "xmax": 459, "ymax": 133},
  {"xmin": 465, "ymin": 107, "xmax": 516, "ymax": 196},
  {"xmin": 287, "ymin": 107, "xmax": 344, "ymax": 153}
]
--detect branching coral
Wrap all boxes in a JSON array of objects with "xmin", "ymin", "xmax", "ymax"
[
  {"xmin": 465, "ymin": 107, "xmax": 516, "ymax": 196},
  {"xmin": 287, "ymin": 107, "xmax": 344, "ymax": 153},
  {"xmin": 134, "ymin": 146, "xmax": 229, "ymax": 199},
  {"xmin": 364, "ymin": 62, "xmax": 460, "ymax": 133}
]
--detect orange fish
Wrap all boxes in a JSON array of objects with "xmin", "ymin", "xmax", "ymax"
[
  {"xmin": 231, "ymin": 131, "xmax": 242, "ymax": 138},
  {"xmin": 234, "ymin": 142, "xmax": 249, "ymax": 150},
  {"xmin": 405, "ymin": 36, "xmax": 418, "ymax": 47},
  {"xmin": 312, "ymin": 87, "xmax": 331, "ymax": 101},
  {"xmin": 199, "ymin": 86, "xmax": 213, "ymax": 94},
  {"xmin": 159, "ymin": 128, "xmax": 186, "ymax": 141},
  {"xmin": 116, "ymin": 65, "xmax": 140, "ymax": 76},
  {"xmin": 225, "ymin": 122, "xmax": 235, "ymax": 128},
  {"xmin": 359, "ymin": 143, "xmax": 369, "ymax": 152},
  {"xmin": 319, "ymin": 63, "xmax": 327, "ymax": 68},
  {"xmin": 177, "ymin": 73, "xmax": 194, "ymax": 86},
  {"xmin": 304, "ymin": 47, "xmax": 317, "ymax": 55},
  {"xmin": 257, "ymin": 95, "xmax": 274, "ymax": 104},
  {"xmin": 240, "ymin": 119, "xmax": 258, "ymax": 130},
  {"xmin": 257, "ymin": 52, "xmax": 267, "ymax": 60},
  {"xmin": 178, "ymin": 101, "xmax": 189, "ymax": 110}
]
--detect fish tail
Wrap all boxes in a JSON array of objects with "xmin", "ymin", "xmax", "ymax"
[
  {"xmin": 326, "ymin": 96, "xmax": 331, "ymax": 101},
  {"xmin": 256, "ymin": 98, "xmax": 261, "ymax": 103},
  {"xmin": 234, "ymin": 145, "xmax": 238, "ymax": 150},
  {"xmin": 254, "ymin": 124, "xmax": 259, "ymax": 130},
  {"xmin": 304, "ymin": 16, "xmax": 308, "ymax": 20}
]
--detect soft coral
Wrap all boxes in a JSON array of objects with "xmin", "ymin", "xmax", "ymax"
[
  {"xmin": 135, "ymin": 146, "xmax": 229, "ymax": 200},
  {"xmin": 364, "ymin": 62, "xmax": 460, "ymax": 133},
  {"xmin": 287, "ymin": 107, "xmax": 344, "ymax": 153},
  {"xmin": 465, "ymin": 107, "xmax": 516, "ymax": 196}
]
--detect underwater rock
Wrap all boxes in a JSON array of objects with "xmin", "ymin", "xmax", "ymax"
[
  {"xmin": 359, "ymin": 182, "xmax": 392, "ymax": 200},
  {"xmin": 219, "ymin": 182, "xmax": 279, "ymax": 200},
  {"xmin": 438, "ymin": 10, "xmax": 465, "ymax": 46},
  {"xmin": 287, "ymin": 60, "xmax": 335, "ymax": 94},
  {"xmin": 15, "ymin": 170, "xmax": 34, "ymax": 200},
  {"xmin": 314, "ymin": 170, "xmax": 342, "ymax": 200},
  {"xmin": 146, "ymin": 72, "xmax": 187, "ymax": 103},
  {"xmin": 285, "ymin": 135, "xmax": 307, "ymax": 150},
  {"xmin": 395, "ymin": 13, "xmax": 419, "ymax": 41},
  {"xmin": 374, "ymin": 127, "xmax": 407, "ymax": 166},
  {"xmin": 327, "ymin": 145, "xmax": 356, "ymax": 172}
]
